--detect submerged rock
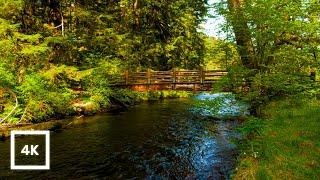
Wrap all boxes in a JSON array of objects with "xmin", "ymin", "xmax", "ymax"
[
  {"xmin": 72, "ymin": 101, "xmax": 98, "ymax": 115},
  {"xmin": 0, "ymin": 132, "xmax": 5, "ymax": 141},
  {"xmin": 48, "ymin": 122, "xmax": 63, "ymax": 131}
]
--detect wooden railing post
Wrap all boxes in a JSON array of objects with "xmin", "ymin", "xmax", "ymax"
[
  {"xmin": 147, "ymin": 68, "xmax": 151, "ymax": 90},
  {"xmin": 147, "ymin": 68, "xmax": 151, "ymax": 84},
  {"xmin": 172, "ymin": 68, "xmax": 176, "ymax": 90},
  {"xmin": 199, "ymin": 67, "xmax": 203, "ymax": 84},
  {"xmin": 125, "ymin": 70, "xmax": 129, "ymax": 85}
]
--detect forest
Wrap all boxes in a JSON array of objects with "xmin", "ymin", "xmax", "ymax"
[
  {"xmin": 0, "ymin": 0, "xmax": 212, "ymax": 123},
  {"xmin": 0, "ymin": 0, "xmax": 319, "ymax": 179}
]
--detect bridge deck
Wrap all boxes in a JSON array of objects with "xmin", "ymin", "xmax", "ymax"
[{"xmin": 109, "ymin": 69, "xmax": 227, "ymax": 91}]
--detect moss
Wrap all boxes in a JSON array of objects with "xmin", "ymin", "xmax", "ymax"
[{"xmin": 72, "ymin": 101, "xmax": 99, "ymax": 115}]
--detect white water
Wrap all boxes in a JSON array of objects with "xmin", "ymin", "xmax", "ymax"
[{"xmin": 193, "ymin": 92, "xmax": 249, "ymax": 118}]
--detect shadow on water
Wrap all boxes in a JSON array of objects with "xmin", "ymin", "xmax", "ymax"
[{"xmin": 0, "ymin": 94, "xmax": 243, "ymax": 179}]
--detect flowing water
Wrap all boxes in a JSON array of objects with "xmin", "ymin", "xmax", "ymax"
[{"xmin": 0, "ymin": 95, "xmax": 242, "ymax": 179}]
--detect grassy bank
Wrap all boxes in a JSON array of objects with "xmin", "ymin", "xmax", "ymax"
[
  {"xmin": 0, "ymin": 89, "xmax": 193, "ymax": 125},
  {"xmin": 0, "ymin": 89, "xmax": 193, "ymax": 139},
  {"xmin": 234, "ymin": 97, "xmax": 320, "ymax": 179}
]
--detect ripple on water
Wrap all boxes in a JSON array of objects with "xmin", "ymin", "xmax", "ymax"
[
  {"xmin": 0, "ymin": 98, "xmax": 242, "ymax": 179},
  {"xmin": 191, "ymin": 92, "xmax": 249, "ymax": 118}
]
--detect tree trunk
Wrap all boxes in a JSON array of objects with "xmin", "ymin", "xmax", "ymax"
[
  {"xmin": 227, "ymin": 0, "xmax": 255, "ymax": 68},
  {"xmin": 133, "ymin": 0, "xmax": 141, "ymax": 30}
]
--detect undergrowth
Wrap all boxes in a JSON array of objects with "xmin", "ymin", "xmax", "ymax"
[{"xmin": 234, "ymin": 97, "xmax": 320, "ymax": 179}]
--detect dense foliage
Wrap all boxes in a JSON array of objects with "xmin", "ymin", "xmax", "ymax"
[
  {"xmin": 0, "ymin": 0, "xmax": 209, "ymax": 123},
  {"xmin": 210, "ymin": 1, "xmax": 320, "ymax": 178},
  {"xmin": 0, "ymin": 0, "xmax": 319, "ymax": 123},
  {"xmin": 214, "ymin": 0, "xmax": 319, "ymax": 113}
]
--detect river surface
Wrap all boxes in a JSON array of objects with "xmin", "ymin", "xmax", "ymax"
[{"xmin": 0, "ymin": 98, "xmax": 240, "ymax": 179}]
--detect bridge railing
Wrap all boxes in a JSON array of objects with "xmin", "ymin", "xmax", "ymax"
[{"xmin": 110, "ymin": 69, "xmax": 228, "ymax": 86}]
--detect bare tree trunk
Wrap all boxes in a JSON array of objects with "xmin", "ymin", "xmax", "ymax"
[
  {"xmin": 133, "ymin": 0, "xmax": 141, "ymax": 30},
  {"xmin": 227, "ymin": 0, "xmax": 255, "ymax": 69}
]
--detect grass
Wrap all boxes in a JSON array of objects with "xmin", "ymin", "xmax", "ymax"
[{"xmin": 234, "ymin": 97, "xmax": 320, "ymax": 180}]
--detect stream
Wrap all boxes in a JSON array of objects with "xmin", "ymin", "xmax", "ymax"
[{"xmin": 0, "ymin": 94, "xmax": 244, "ymax": 179}]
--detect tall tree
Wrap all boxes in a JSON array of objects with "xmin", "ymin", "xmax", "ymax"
[
  {"xmin": 216, "ymin": 0, "xmax": 319, "ymax": 113},
  {"xmin": 227, "ymin": 0, "xmax": 255, "ymax": 68}
]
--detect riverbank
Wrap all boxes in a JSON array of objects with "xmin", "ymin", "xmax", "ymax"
[
  {"xmin": 234, "ymin": 97, "xmax": 320, "ymax": 179},
  {"xmin": 0, "ymin": 90, "xmax": 193, "ymax": 139}
]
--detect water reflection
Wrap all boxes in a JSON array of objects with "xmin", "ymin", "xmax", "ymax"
[{"xmin": 0, "ymin": 97, "xmax": 241, "ymax": 179}]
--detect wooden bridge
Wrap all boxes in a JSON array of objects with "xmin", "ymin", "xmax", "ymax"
[{"xmin": 110, "ymin": 69, "xmax": 228, "ymax": 91}]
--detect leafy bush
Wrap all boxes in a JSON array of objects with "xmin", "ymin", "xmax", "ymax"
[
  {"xmin": 110, "ymin": 89, "xmax": 142, "ymax": 106},
  {"xmin": 147, "ymin": 91, "xmax": 163, "ymax": 101},
  {"xmin": 215, "ymin": 62, "xmax": 316, "ymax": 115},
  {"xmin": 84, "ymin": 70, "xmax": 111, "ymax": 108},
  {"xmin": 17, "ymin": 73, "xmax": 74, "ymax": 122},
  {"xmin": 161, "ymin": 91, "xmax": 192, "ymax": 99},
  {"xmin": 0, "ymin": 61, "xmax": 15, "ymax": 88},
  {"xmin": 83, "ymin": 60, "xmax": 124, "ymax": 108}
]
